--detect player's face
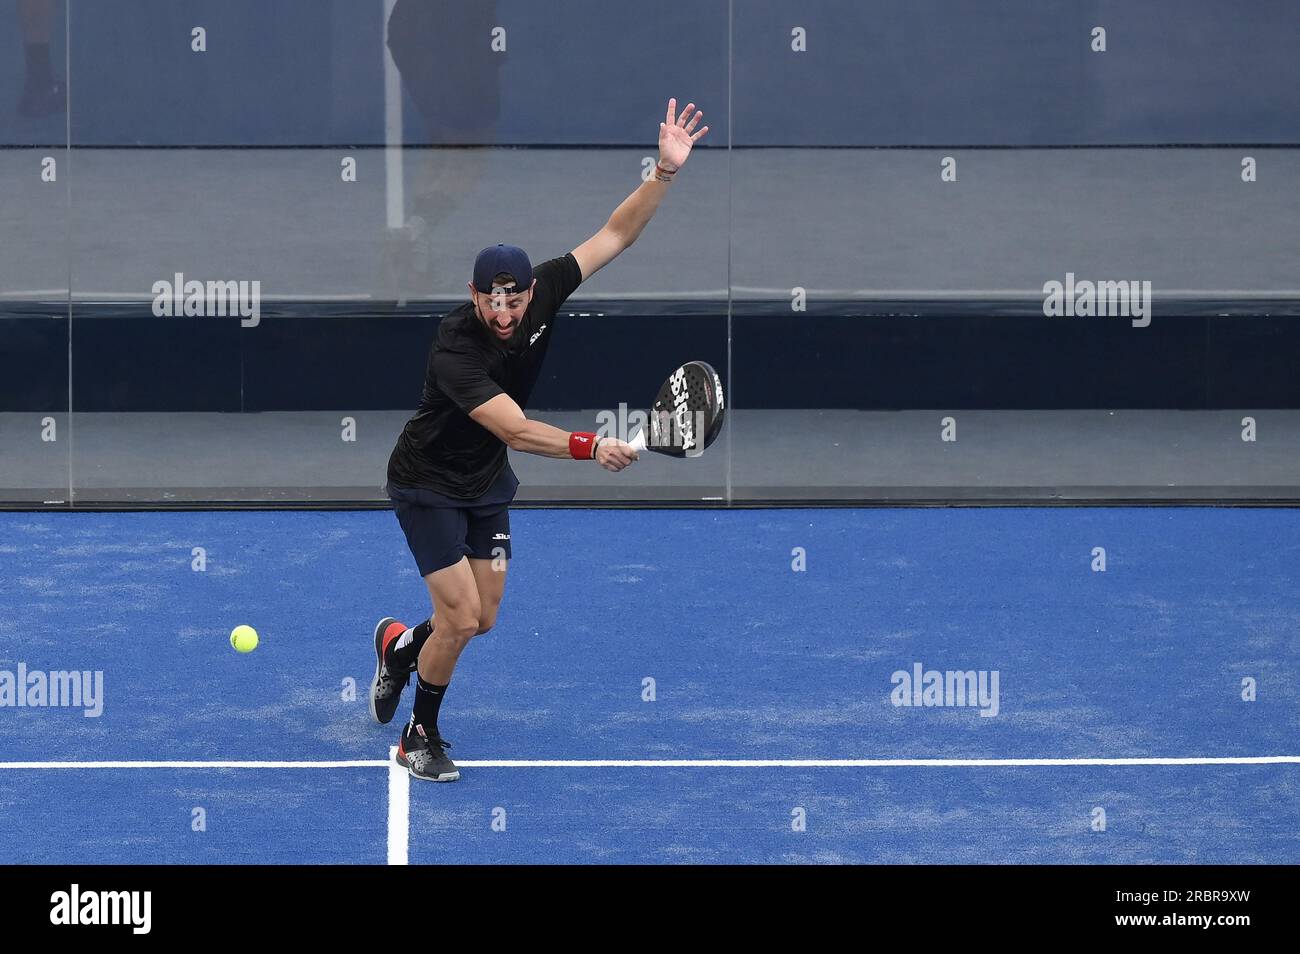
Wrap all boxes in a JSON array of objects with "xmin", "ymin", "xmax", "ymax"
[{"xmin": 472, "ymin": 280, "xmax": 534, "ymax": 341}]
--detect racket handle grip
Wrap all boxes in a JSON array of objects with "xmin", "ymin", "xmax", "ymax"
[{"xmin": 628, "ymin": 430, "xmax": 647, "ymax": 452}]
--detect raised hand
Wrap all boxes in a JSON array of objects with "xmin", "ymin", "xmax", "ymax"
[{"xmin": 658, "ymin": 97, "xmax": 709, "ymax": 172}]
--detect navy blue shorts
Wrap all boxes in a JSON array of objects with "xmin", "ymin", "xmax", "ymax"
[{"xmin": 387, "ymin": 475, "xmax": 515, "ymax": 577}]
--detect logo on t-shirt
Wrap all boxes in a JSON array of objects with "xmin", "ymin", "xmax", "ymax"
[{"xmin": 528, "ymin": 323, "xmax": 547, "ymax": 347}]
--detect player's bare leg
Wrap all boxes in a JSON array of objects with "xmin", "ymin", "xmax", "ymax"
[
  {"xmin": 372, "ymin": 554, "xmax": 505, "ymax": 724},
  {"xmin": 467, "ymin": 556, "xmax": 507, "ymax": 638},
  {"xmin": 416, "ymin": 558, "xmax": 482, "ymax": 683},
  {"xmin": 394, "ymin": 558, "xmax": 481, "ymax": 781}
]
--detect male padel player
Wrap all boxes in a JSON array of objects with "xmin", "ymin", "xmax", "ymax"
[{"xmin": 374, "ymin": 99, "xmax": 709, "ymax": 781}]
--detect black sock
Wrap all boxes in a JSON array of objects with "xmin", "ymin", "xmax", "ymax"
[
  {"xmin": 409, "ymin": 675, "xmax": 448, "ymax": 737},
  {"xmin": 389, "ymin": 617, "xmax": 433, "ymax": 671},
  {"xmin": 25, "ymin": 43, "xmax": 53, "ymax": 89}
]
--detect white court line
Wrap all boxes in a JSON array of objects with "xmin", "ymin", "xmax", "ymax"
[
  {"xmin": 0, "ymin": 760, "xmax": 388, "ymax": 770},
  {"xmin": 450, "ymin": 757, "xmax": 1300, "ymax": 768},
  {"xmin": 1, "ymin": 756, "xmax": 1298, "ymax": 770},
  {"xmin": 6, "ymin": 754, "xmax": 1295, "ymax": 868},
  {"xmin": 387, "ymin": 746, "xmax": 409, "ymax": 866}
]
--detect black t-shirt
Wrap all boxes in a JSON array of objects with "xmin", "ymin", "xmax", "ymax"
[{"xmin": 386, "ymin": 252, "xmax": 583, "ymax": 500}]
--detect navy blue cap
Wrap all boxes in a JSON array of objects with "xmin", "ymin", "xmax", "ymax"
[{"xmin": 473, "ymin": 244, "xmax": 533, "ymax": 294}]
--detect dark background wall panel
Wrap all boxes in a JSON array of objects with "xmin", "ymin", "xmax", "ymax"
[
  {"xmin": 0, "ymin": 318, "xmax": 69, "ymax": 412},
  {"xmin": 6, "ymin": 1, "xmax": 1293, "ymax": 147},
  {"xmin": 730, "ymin": 314, "xmax": 1211, "ymax": 409},
  {"xmin": 67, "ymin": 314, "xmax": 241, "ymax": 412},
  {"xmin": 241, "ymin": 316, "xmax": 432, "ymax": 412},
  {"xmin": 5, "ymin": 309, "xmax": 1297, "ymax": 412}
]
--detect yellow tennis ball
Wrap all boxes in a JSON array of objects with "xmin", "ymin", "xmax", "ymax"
[{"xmin": 230, "ymin": 625, "xmax": 259, "ymax": 653}]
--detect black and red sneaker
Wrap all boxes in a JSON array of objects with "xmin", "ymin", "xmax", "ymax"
[
  {"xmin": 369, "ymin": 617, "xmax": 410, "ymax": 725},
  {"xmin": 396, "ymin": 723, "xmax": 459, "ymax": 782}
]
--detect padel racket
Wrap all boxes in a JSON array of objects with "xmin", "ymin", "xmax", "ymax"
[{"xmin": 627, "ymin": 360, "xmax": 725, "ymax": 457}]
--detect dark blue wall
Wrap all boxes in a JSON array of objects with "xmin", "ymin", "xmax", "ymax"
[
  {"xmin": 735, "ymin": 0, "xmax": 1300, "ymax": 146},
  {"xmin": 3, "ymin": 1, "xmax": 1297, "ymax": 147},
  {"xmin": 6, "ymin": 305, "xmax": 1300, "ymax": 412}
]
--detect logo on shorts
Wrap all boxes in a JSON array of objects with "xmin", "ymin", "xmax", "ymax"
[{"xmin": 492, "ymin": 533, "xmax": 510, "ymax": 541}]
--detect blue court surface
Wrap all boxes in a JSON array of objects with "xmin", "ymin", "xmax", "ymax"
[{"xmin": 1, "ymin": 507, "xmax": 1297, "ymax": 864}]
